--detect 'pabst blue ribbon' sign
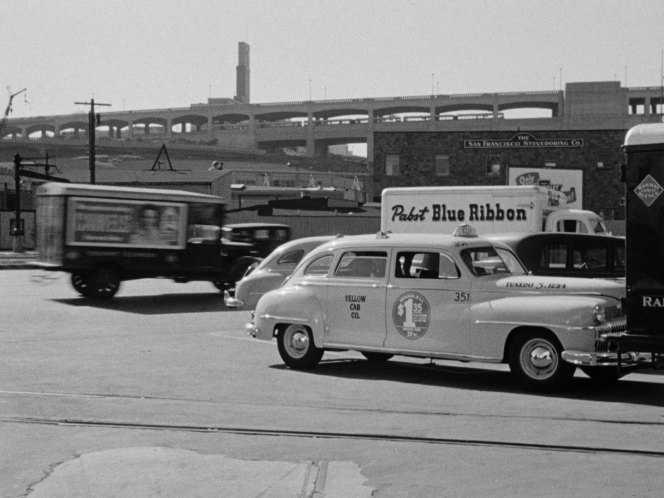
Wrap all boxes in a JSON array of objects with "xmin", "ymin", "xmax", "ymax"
[{"xmin": 390, "ymin": 203, "xmax": 527, "ymax": 223}]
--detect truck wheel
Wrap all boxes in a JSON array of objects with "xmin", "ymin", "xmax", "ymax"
[
  {"xmin": 71, "ymin": 272, "xmax": 94, "ymax": 297},
  {"xmin": 508, "ymin": 331, "xmax": 575, "ymax": 391},
  {"xmin": 361, "ymin": 352, "xmax": 394, "ymax": 361},
  {"xmin": 580, "ymin": 366, "xmax": 628, "ymax": 383},
  {"xmin": 230, "ymin": 256, "xmax": 261, "ymax": 283},
  {"xmin": 90, "ymin": 268, "xmax": 120, "ymax": 299},
  {"xmin": 277, "ymin": 324, "xmax": 323, "ymax": 369}
]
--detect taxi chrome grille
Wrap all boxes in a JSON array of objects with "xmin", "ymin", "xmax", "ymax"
[{"xmin": 594, "ymin": 305, "xmax": 627, "ymax": 352}]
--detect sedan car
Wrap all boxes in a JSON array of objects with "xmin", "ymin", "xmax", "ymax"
[
  {"xmin": 224, "ymin": 235, "xmax": 338, "ymax": 309},
  {"xmin": 246, "ymin": 226, "xmax": 629, "ymax": 391},
  {"xmin": 485, "ymin": 232, "xmax": 625, "ymax": 279}
]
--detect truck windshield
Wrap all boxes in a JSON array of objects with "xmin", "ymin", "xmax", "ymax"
[{"xmin": 461, "ymin": 247, "xmax": 527, "ymax": 277}]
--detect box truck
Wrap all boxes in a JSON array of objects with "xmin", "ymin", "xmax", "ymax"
[
  {"xmin": 35, "ymin": 182, "xmax": 284, "ymax": 298},
  {"xmin": 381, "ymin": 185, "xmax": 607, "ymax": 235}
]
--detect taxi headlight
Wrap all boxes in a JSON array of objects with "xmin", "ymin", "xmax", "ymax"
[{"xmin": 593, "ymin": 304, "xmax": 606, "ymax": 324}]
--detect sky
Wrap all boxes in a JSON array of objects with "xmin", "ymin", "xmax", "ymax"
[{"xmin": 2, "ymin": 0, "xmax": 664, "ymax": 120}]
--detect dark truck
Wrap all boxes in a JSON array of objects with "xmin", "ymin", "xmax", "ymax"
[
  {"xmin": 562, "ymin": 123, "xmax": 664, "ymax": 375},
  {"xmin": 35, "ymin": 182, "xmax": 289, "ymax": 298}
]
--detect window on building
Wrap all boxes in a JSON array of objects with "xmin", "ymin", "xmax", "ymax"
[
  {"xmin": 385, "ymin": 154, "xmax": 400, "ymax": 176},
  {"xmin": 435, "ymin": 154, "xmax": 450, "ymax": 176}
]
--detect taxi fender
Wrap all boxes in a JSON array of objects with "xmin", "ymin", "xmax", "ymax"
[
  {"xmin": 470, "ymin": 294, "xmax": 620, "ymax": 354},
  {"xmin": 253, "ymin": 285, "xmax": 326, "ymax": 346}
]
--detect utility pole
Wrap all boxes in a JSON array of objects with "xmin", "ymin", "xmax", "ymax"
[{"xmin": 75, "ymin": 98, "xmax": 110, "ymax": 184}]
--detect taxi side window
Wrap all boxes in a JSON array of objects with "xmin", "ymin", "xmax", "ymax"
[
  {"xmin": 334, "ymin": 251, "xmax": 387, "ymax": 278},
  {"xmin": 277, "ymin": 249, "xmax": 304, "ymax": 265},
  {"xmin": 304, "ymin": 254, "xmax": 334, "ymax": 276},
  {"xmin": 395, "ymin": 252, "xmax": 460, "ymax": 279}
]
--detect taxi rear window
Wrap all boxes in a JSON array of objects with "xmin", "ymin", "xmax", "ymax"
[{"xmin": 334, "ymin": 251, "xmax": 387, "ymax": 278}]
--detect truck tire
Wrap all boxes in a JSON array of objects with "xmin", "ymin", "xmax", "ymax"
[
  {"xmin": 212, "ymin": 256, "xmax": 261, "ymax": 292},
  {"xmin": 277, "ymin": 324, "xmax": 323, "ymax": 369},
  {"xmin": 230, "ymin": 256, "xmax": 261, "ymax": 283},
  {"xmin": 508, "ymin": 331, "xmax": 575, "ymax": 391},
  {"xmin": 89, "ymin": 268, "xmax": 120, "ymax": 299},
  {"xmin": 71, "ymin": 272, "xmax": 94, "ymax": 297}
]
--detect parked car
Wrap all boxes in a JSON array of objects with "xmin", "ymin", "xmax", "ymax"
[
  {"xmin": 225, "ymin": 235, "xmax": 337, "ymax": 309},
  {"xmin": 485, "ymin": 232, "xmax": 625, "ymax": 279},
  {"xmin": 246, "ymin": 226, "xmax": 626, "ymax": 391}
]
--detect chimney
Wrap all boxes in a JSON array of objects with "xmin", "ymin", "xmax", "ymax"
[{"xmin": 235, "ymin": 42, "xmax": 250, "ymax": 103}]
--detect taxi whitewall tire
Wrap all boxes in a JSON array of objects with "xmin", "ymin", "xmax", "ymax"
[
  {"xmin": 508, "ymin": 330, "xmax": 575, "ymax": 391},
  {"xmin": 277, "ymin": 324, "xmax": 324, "ymax": 369}
]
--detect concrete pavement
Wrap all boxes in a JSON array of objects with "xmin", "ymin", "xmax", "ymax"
[{"xmin": 0, "ymin": 250, "xmax": 39, "ymax": 269}]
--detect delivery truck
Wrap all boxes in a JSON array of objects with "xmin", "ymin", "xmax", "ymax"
[
  {"xmin": 34, "ymin": 182, "xmax": 275, "ymax": 298},
  {"xmin": 381, "ymin": 185, "xmax": 608, "ymax": 235},
  {"xmin": 561, "ymin": 123, "xmax": 664, "ymax": 375}
]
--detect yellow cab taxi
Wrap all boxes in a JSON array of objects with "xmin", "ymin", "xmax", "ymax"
[{"xmin": 245, "ymin": 225, "xmax": 627, "ymax": 391}]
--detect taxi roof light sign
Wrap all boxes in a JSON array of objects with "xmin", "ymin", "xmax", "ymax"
[{"xmin": 453, "ymin": 224, "xmax": 478, "ymax": 238}]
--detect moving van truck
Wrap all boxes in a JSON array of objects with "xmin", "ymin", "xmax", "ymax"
[
  {"xmin": 380, "ymin": 185, "xmax": 608, "ymax": 235},
  {"xmin": 35, "ymin": 182, "xmax": 261, "ymax": 298}
]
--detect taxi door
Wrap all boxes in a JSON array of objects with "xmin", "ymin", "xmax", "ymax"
[
  {"xmin": 323, "ymin": 250, "xmax": 389, "ymax": 347},
  {"xmin": 384, "ymin": 249, "xmax": 471, "ymax": 355}
]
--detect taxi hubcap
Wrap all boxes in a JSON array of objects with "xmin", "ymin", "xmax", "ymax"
[
  {"xmin": 285, "ymin": 327, "xmax": 310, "ymax": 358},
  {"xmin": 521, "ymin": 338, "xmax": 558, "ymax": 379}
]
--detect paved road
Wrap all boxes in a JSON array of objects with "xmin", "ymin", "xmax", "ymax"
[{"xmin": 2, "ymin": 269, "xmax": 663, "ymax": 497}]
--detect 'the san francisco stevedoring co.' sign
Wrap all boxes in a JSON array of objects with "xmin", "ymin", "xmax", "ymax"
[{"xmin": 464, "ymin": 133, "xmax": 584, "ymax": 149}]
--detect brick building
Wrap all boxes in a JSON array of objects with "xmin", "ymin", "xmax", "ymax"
[{"xmin": 373, "ymin": 128, "xmax": 626, "ymax": 221}]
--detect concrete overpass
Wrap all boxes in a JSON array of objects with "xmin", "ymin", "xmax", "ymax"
[{"xmin": 3, "ymin": 81, "xmax": 663, "ymax": 161}]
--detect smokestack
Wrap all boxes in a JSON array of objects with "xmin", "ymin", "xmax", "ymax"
[{"xmin": 235, "ymin": 42, "xmax": 250, "ymax": 103}]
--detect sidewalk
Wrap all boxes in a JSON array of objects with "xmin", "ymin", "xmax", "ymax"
[{"xmin": 0, "ymin": 250, "xmax": 40, "ymax": 269}]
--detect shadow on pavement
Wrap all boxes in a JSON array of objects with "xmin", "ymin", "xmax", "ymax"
[
  {"xmin": 50, "ymin": 292, "xmax": 240, "ymax": 315},
  {"xmin": 271, "ymin": 357, "xmax": 664, "ymax": 408}
]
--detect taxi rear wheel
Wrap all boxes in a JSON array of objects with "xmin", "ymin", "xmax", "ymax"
[
  {"xmin": 508, "ymin": 331, "xmax": 575, "ymax": 391},
  {"xmin": 277, "ymin": 324, "xmax": 323, "ymax": 370}
]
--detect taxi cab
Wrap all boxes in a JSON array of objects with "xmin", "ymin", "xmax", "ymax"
[
  {"xmin": 224, "ymin": 235, "xmax": 337, "ymax": 309},
  {"xmin": 246, "ymin": 226, "xmax": 626, "ymax": 391}
]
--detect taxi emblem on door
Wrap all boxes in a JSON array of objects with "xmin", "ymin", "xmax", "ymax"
[{"xmin": 392, "ymin": 292, "xmax": 430, "ymax": 340}]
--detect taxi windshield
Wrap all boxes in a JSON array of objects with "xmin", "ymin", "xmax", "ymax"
[{"xmin": 461, "ymin": 246, "xmax": 526, "ymax": 277}]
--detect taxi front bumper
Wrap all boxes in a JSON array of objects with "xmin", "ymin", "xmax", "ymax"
[{"xmin": 562, "ymin": 350, "xmax": 652, "ymax": 367}]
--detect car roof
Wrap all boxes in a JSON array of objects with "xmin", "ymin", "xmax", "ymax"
[
  {"xmin": 310, "ymin": 231, "xmax": 499, "ymax": 254},
  {"xmin": 272, "ymin": 235, "xmax": 338, "ymax": 252},
  {"xmin": 485, "ymin": 232, "xmax": 625, "ymax": 245}
]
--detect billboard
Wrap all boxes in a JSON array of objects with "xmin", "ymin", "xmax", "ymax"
[
  {"xmin": 66, "ymin": 198, "xmax": 187, "ymax": 248},
  {"xmin": 507, "ymin": 167, "xmax": 584, "ymax": 209}
]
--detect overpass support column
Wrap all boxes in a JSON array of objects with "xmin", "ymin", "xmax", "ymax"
[
  {"xmin": 367, "ymin": 108, "xmax": 375, "ymax": 162},
  {"xmin": 128, "ymin": 121, "xmax": 134, "ymax": 139},
  {"xmin": 306, "ymin": 110, "xmax": 316, "ymax": 157},
  {"xmin": 429, "ymin": 104, "xmax": 437, "ymax": 130},
  {"xmin": 207, "ymin": 115, "xmax": 213, "ymax": 139},
  {"xmin": 166, "ymin": 118, "xmax": 172, "ymax": 138},
  {"xmin": 21, "ymin": 126, "xmax": 28, "ymax": 138}
]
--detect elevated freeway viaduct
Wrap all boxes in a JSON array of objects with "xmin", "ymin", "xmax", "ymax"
[{"xmin": 3, "ymin": 81, "xmax": 663, "ymax": 161}]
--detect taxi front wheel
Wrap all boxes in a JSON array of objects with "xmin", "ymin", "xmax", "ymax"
[
  {"xmin": 508, "ymin": 331, "xmax": 575, "ymax": 391},
  {"xmin": 277, "ymin": 324, "xmax": 323, "ymax": 370}
]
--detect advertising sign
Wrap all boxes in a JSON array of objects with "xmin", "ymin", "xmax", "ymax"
[
  {"xmin": 508, "ymin": 167, "xmax": 584, "ymax": 209},
  {"xmin": 66, "ymin": 198, "xmax": 187, "ymax": 248}
]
